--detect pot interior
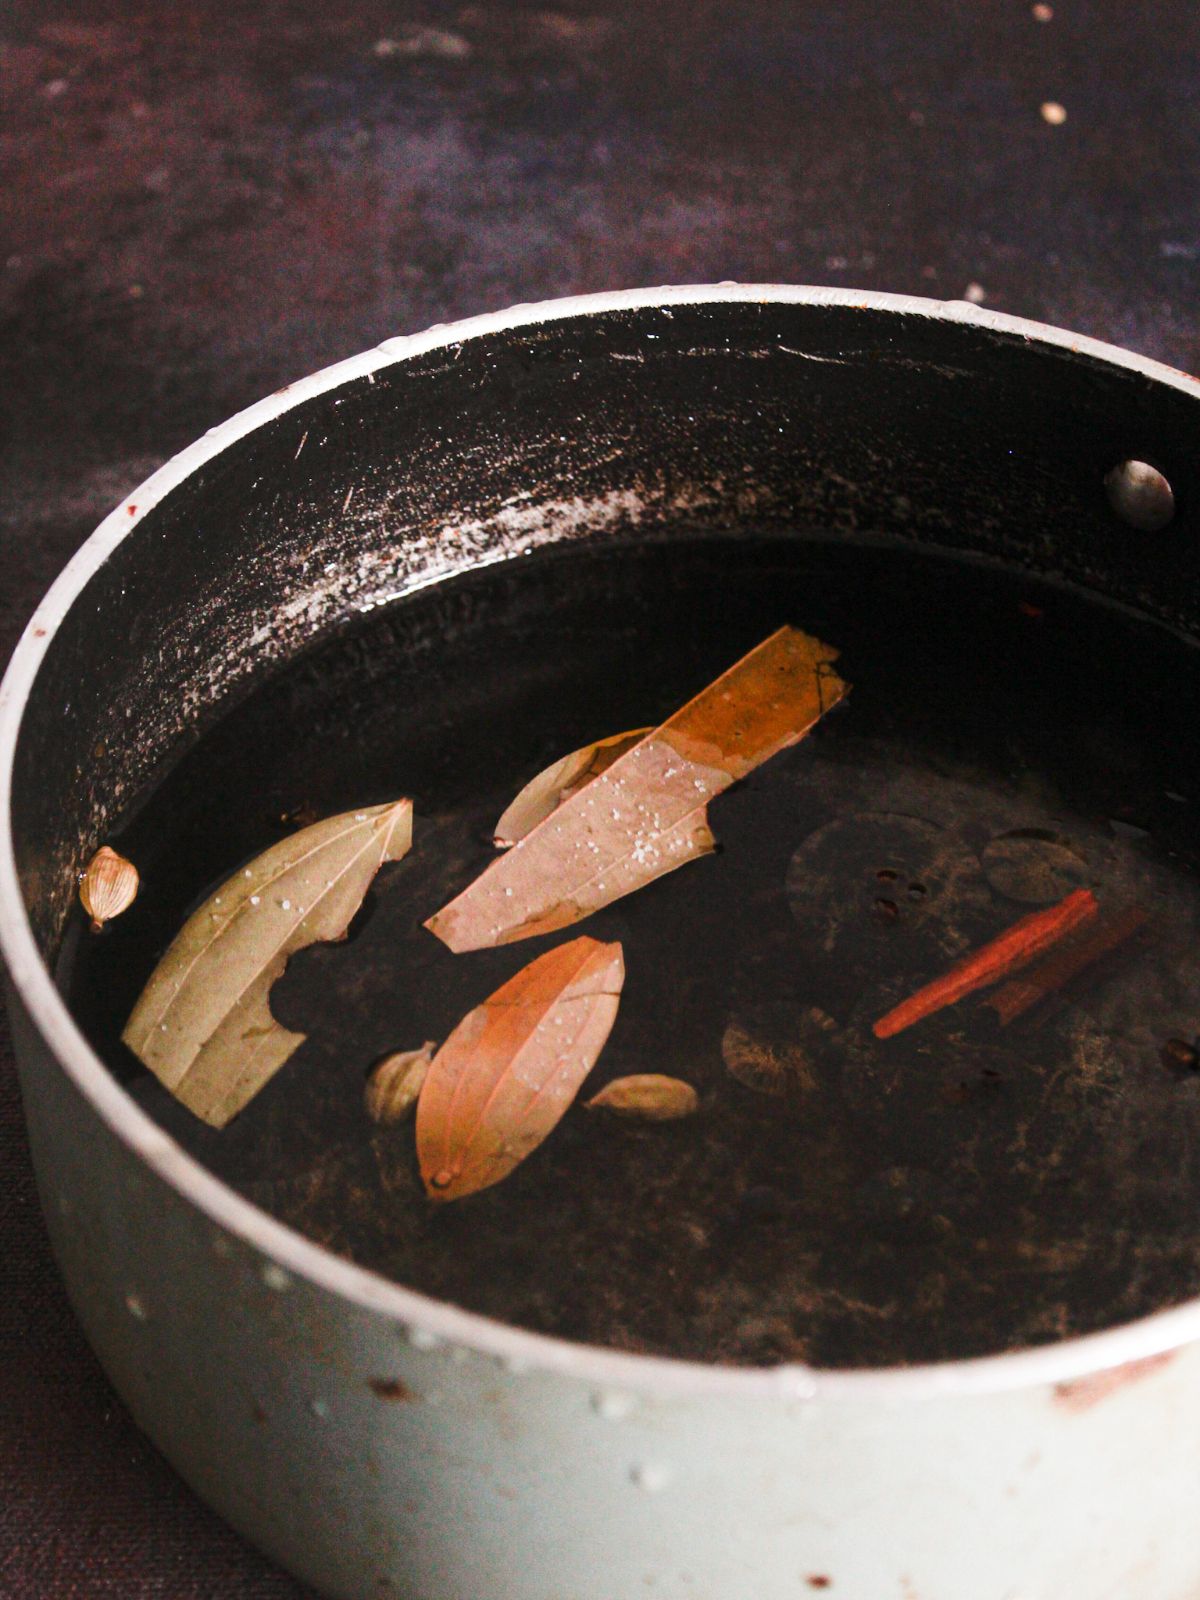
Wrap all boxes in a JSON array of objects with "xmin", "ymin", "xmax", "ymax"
[{"xmin": 11, "ymin": 294, "xmax": 1200, "ymax": 1368}]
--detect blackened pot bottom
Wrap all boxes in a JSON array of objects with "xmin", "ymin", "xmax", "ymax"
[{"xmin": 60, "ymin": 536, "xmax": 1200, "ymax": 1367}]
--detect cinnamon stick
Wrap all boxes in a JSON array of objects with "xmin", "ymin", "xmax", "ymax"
[
  {"xmin": 984, "ymin": 903, "xmax": 1146, "ymax": 1025},
  {"xmin": 872, "ymin": 887, "xmax": 1098, "ymax": 1040}
]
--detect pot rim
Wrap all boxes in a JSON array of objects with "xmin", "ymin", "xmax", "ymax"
[{"xmin": 5, "ymin": 282, "xmax": 1200, "ymax": 1402}]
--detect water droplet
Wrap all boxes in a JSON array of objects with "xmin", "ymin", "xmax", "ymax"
[
  {"xmin": 250, "ymin": 894, "xmax": 260, "ymax": 905},
  {"xmin": 310, "ymin": 1397, "xmax": 330, "ymax": 1419},
  {"xmin": 630, "ymin": 1460, "xmax": 672, "ymax": 1492},
  {"xmin": 125, "ymin": 1291, "xmax": 148, "ymax": 1321},
  {"xmin": 407, "ymin": 1326, "xmax": 441, "ymax": 1351},
  {"xmin": 592, "ymin": 1388, "xmax": 636, "ymax": 1420},
  {"xmin": 280, "ymin": 898, "xmax": 291, "ymax": 911},
  {"xmin": 262, "ymin": 1263, "xmax": 291, "ymax": 1292}
]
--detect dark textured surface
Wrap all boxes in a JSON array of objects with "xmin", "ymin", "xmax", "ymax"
[{"xmin": 3, "ymin": 0, "xmax": 1199, "ymax": 1593}]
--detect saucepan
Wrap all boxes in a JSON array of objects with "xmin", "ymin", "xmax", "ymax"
[{"xmin": 3, "ymin": 286, "xmax": 1200, "ymax": 1599}]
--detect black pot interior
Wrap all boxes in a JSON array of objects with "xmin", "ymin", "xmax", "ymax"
[
  {"xmin": 14, "ymin": 298, "xmax": 1200, "ymax": 951},
  {"xmin": 12, "ymin": 296, "xmax": 1200, "ymax": 1367}
]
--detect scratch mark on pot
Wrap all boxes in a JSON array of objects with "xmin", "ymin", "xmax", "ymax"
[
  {"xmin": 778, "ymin": 346, "xmax": 853, "ymax": 365},
  {"xmin": 368, "ymin": 1378, "xmax": 415, "ymax": 1401},
  {"xmin": 342, "ymin": 486, "xmax": 356, "ymax": 515},
  {"xmin": 294, "ymin": 431, "xmax": 308, "ymax": 460},
  {"xmin": 1053, "ymin": 1349, "xmax": 1175, "ymax": 1411}
]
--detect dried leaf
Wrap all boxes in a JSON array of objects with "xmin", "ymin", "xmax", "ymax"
[
  {"xmin": 493, "ymin": 728, "xmax": 651, "ymax": 847},
  {"xmin": 427, "ymin": 627, "xmax": 848, "ymax": 952},
  {"xmin": 416, "ymin": 935, "xmax": 624, "ymax": 1202},
  {"xmin": 123, "ymin": 800, "xmax": 413, "ymax": 1127},
  {"xmin": 365, "ymin": 1042, "xmax": 437, "ymax": 1124},
  {"xmin": 585, "ymin": 1073, "xmax": 699, "ymax": 1120},
  {"xmin": 79, "ymin": 844, "xmax": 139, "ymax": 931}
]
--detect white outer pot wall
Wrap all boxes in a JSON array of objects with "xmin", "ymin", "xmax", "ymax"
[
  {"xmin": 13, "ymin": 984, "xmax": 1199, "ymax": 1600},
  {"xmin": 5, "ymin": 287, "xmax": 1200, "ymax": 1598}
]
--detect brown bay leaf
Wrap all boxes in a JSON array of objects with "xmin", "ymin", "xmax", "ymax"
[
  {"xmin": 122, "ymin": 799, "xmax": 413, "ymax": 1128},
  {"xmin": 427, "ymin": 626, "xmax": 848, "ymax": 952},
  {"xmin": 416, "ymin": 935, "xmax": 624, "ymax": 1202},
  {"xmin": 585, "ymin": 1073, "xmax": 699, "ymax": 1120},
  {"xmin": 493, "ymin": 727, "xmax": 650, "ymax": 847}
]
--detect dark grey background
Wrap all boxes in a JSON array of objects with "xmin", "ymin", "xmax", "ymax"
[{"xmin": 3, "ymin": 1, "xmax": 1198, "ymax": 1592}]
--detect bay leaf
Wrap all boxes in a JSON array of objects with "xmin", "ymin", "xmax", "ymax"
[
  {"xmin": 493, "ymin": 727, "xmax": 651, "ymax": 847},
  {"xmin": 585, "ymin": 1073, "xmax": 699, "ymax": 1120},
  {"xmin": 415, "ymin": 935, "xmax": 624, "ymax": 1202},
  {"xmin": 122, "ymin": 799, "xmax": 413, "ymax": 1128},
  {"xmin": 427, "ymin": 626, "xmax": 848, "ymax": 953}
]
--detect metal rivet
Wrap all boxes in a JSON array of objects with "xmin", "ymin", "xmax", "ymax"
[{"xmin": 1105, "ymin": 459, "xmax": 1175, "ymax": 531}]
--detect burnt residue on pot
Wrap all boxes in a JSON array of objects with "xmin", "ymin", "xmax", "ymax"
[{"xmin": 367, "ymin": 1377, "xmax": 416, "ymax": 1402}]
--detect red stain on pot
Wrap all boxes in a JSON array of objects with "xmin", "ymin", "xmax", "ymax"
[
  {"xmin": 806, "ymin": 1580, "xmax": 832, "ymax": 1591},
  {"xmin": 1053, "ymin": 1349, "xmax": 1175, "ymax": 1411},
  {"xmin": 368, "ymin": 1377, "xmax": 416, "ymax": 1401}
]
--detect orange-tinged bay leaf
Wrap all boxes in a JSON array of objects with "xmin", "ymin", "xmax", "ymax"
[
  {"xmin": 426, "ymin": 626, "xmax": 848, "ymax": 952},
  {"xmin": 493, "ymin": 727, "xmax": 651, "ymax": 848},
  {"xmin": 123, "ymin": 799, "xmax": 413, "ymax": 1127},
  {"xmin": 416, "ymin": 935, "xmax": 625, "ymax": 1202}
]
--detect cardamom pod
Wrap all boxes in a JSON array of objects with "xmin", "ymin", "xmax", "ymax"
[
  {"xmin": 365, "ymin": 1042, "xmax": 437, "ymax": 1125},
  {"xmin": 585, "ymin": 1074, "xmax": 698, "ymax": 1121},
  {"xmin": 79, "ymin": 845, "xmax": 139, "ymax": 932}
]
